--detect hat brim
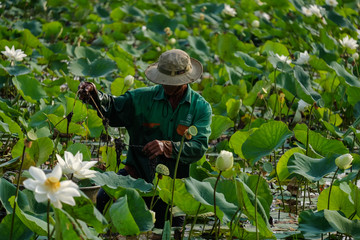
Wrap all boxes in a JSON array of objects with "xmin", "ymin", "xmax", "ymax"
[{"xmin": 145, "ymin": 58, "xmax": 203, "ymax": 86}]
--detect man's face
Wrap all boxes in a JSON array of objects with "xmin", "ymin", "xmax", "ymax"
[{"xmin": 162, "ymin": 85, "xmax": 184, "ymax": 96}]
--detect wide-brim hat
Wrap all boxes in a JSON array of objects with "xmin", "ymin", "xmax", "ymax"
[{"xmin": 145, "ymin": 49, "xmax": 203, "ymax": 86}]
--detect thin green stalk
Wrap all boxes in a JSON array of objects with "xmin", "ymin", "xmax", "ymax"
[
  {"xmin": 306, "ymin": 105, "xmax": 314, "ymax": 156},
  {"xmin": 170, "ymin": 134, "xmax": 186, "ymax": 227},
  {"xmin": 274, "ymin": 151, "xmax": 285, "ymax": 210},
  {"xmin": 47, "ymin": 200, "xmax": 51, "ymax": 240},
  {"xmin": 188, "ymin": 204, "xmax": 201, "ymax": 240},
  {"xmin": 212, "ymin": 171, "xmax": 222, "ymax": 240},
  {"xmin": 296, "ymin": 178, "xmax": 299, "ymax": 215},
  {"xmin": 255, "ymin": 170, "xmax": 261, "ymax": 240},
  {"xmin": 302, "ymin": 180, "xmax": 307, "ymax": 211},
  {"xmin": 328, "ymin": 168, "xmax": 339, "ymax": 209},
  {"xmin": 286, "ymin": 96, "xmax": 296, "ymax": 126},
  {"xmin": 150, "ymin": 178, "xmax": 160, "ymax": 210},
  {"xmin": 272, "ymin": 68, "xmax": 278, "ymax": 120},
  {"xmin": 229, "ymin": 208, "xmax": 242, "ymax": 239},
  {"xmin": 10, "ymin": 144, "xmax": 27, "ymax": 240},
  {"xmin": 248, "ymin": 97, "xmax": 258, "ymax": 130}
]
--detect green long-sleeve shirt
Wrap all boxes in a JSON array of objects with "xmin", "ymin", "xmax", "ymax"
[{"xmin": 95, "ymin": 85, "xmax": 212, "ymax": 183}]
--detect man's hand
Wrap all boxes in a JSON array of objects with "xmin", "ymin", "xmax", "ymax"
[
  {"xmin": 143, "ymin": 140, "xmax": 172, "ymax": 160},
  {"xmin": 78, "ymin": 82, "xmax": 97, "ymax": 104}
]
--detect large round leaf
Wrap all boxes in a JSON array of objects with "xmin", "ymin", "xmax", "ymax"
[
  {"xmin": 110, "ymin": 189, "xmax": 153, "ymax": 235},
  {"xmin": 277, "ymin": 147, "xmax": 304, "ymax": 182},
  {"xmin": 69, "ymin": 58, "xmax": 117, "ymax": 78},
  {"xmin": 209, "ymin": 115, "xmax": 234, "ymax": 141},
  {"xmin": 91, "ymin": 172, "xmax": 153, "ymax": 199},
  {"xmin": 317, "ymin": 185, "xmax": 355, "ymax": 218},
  {"xmin": 287, "ymin": 153, "xmax": 337, "ymax": 182},
  {"xmin": 298, "ymin": 210, "xmax": 334, "ymax": 235},
  {"xmin": 293, "ymin": 123, "xmax": 348, "ymax": 157},
  {"xmin": 13, "ymin": 75, "xmax": 47, "ymax": 103},
  {"xmin": 242, "ymin": 120, "xmax": 293, "ymax": 165},
  {"xmin": 324, "ymin": 210, "xmax": 360, "ymax": 238},
  {"xmin": 158, "ymin": 176, "xmax": 213, "ymax": 216},
  {"xmin": 184, "ymin": 177, "xmax": 238, "ymax": 223}
]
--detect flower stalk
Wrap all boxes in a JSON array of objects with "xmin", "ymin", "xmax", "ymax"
[{"xmin": 10, "ymin": 141, "xmax": 28, "ymax": 240}]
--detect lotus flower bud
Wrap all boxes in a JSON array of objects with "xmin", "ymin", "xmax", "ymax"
[
  {"xmin": 169, "ymin": 38, "xmax": 176, "ymax": 45},
  {"xmin": 251, "ymin": 20, "xmax": 260, "ymax": 28},
  {"xmin": 335, "ymin": 153, "xmax": 353, "ymax": 170},
  {"xmin": 150, "ymin": 210, "xmax": 156, "ymax": 223},
  {"xmin": 124, "ymin": 75, "xmax": 134, "ymax": 86},
  {"xmin": 353, "ymin": 53, "xmax": 359, "ymax": 60},
  {"xmin": 215, "ymin": 150, "xmax": 234, "ymax": 172}
]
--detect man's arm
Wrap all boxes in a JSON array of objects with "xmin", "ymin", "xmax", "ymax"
[{"xmin": 78, "ymin": 82, "xmax": 133, "ymax": 127}]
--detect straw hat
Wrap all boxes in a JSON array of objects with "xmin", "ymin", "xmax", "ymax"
[{"xmin": 145, "ymin": 49, "xmax": 203, "ymax": 86}]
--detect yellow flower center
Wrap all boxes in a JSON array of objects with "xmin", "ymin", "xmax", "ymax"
[{"xmin": 44, "ymin": 177, "xmax": 60, "ymax": 192}]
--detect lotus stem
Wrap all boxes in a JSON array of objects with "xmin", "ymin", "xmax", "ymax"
[
  {"xmin": 10, "ymin": 144, "xmax": 27, "ymax": 240},
  {"xmin": 149, "ymin": 177, "xmax": 160, "ymax": 210},
  {"xmin": 302, "ymin": 180, "xmax": 307, "ymax": 211},
  {"xmin": 248, "ymin": 97, "xmax": 258, "ymax": 130},
  {"xmin": 328, "ymin": 167, "xmax": 339, "ymax": 209},
  {"xmin": 47, "ymin": 200, "xmax": 51, "ymax": 240},
  {"xmin": 170, "ymin": 134, "xmax": 185, "ymax": 227},
  {"xmin": 188, "ymin": 204, "xmax": 201, "ymax": 239},
  {"xmin": 274, "ymin": 151, "xmax": 285, "ymax": 211},
  {"xmin": 255, "ymin": 169, "xmax": 261, "ymax": 240},
  {"xmin": 272, "ymin": 67, "xmax": 278, "ymax": 120},
  {"xmin": 306, "ymin": 105, "xmax": 314, "ymax": 156},
  {"xmin": 212, "ymin": 171, "xmax": 222, "ymax": 240}
]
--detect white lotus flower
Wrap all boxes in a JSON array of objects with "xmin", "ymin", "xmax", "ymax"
[
  {"xmin": 326, "ymin": 0, "xmax": 338, "ymax": 7},
  {"xmin": 309, "ymin": 5, "xmax": 323, "ymax": 18},
  {"xmin": 141, "ymin": 26, "xmax": 147, "ymax": 32},
  {"xmin": 254, "ymin": 11, "xmax": 270, "ymax": 21},
  {"xmin": 255, "ymin": 0, "xmax": 265, "ymax": 6},
  {"xmin": 124, "ymin": 75, "xmax": 134, "ymax": 86},
  {"xmin": 222, "ymin": 4, "xmax": 237, "ymax": 17},
  {"xmin": 215, "ymin": 150, "xmax": 234, "ymax": 172},
  {"xmin": 276, "ymin": 54, "xmax": 291, "ymax": 64},
  {"xmin": 339, "ymin": 36, "xmax": 359, "ymax": 50},
  {"xmin": 296, "ymin": 51, "xmax": 310, "ymax": 65},
  {"xmin": 56, "ymin": 151, "xmax": 97, "ymax": 179},
  {"xmin": 23, "ymin": 165, "xmax": 80, "ymax": 208},
  {"xmin": 357, "ymin": 29, "xmax": 360, "ymax": 39},
  {"xmin": 251, "ymin": 20, "xmax": 260, "ymax": 28},
  {"xmin": 301, "ymin": 7, "xmax": 313, "ymax": 17},
  {"xmin": 1, "ymin": 45, "xmax": 27, "ymax": 62}
]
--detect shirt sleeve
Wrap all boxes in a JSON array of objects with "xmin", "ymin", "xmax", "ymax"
[
  {"xmin": 171, "ymin": 101, "xmax": 212, "ymax": 165},
  {"xmin": 94, "ymin": 90, "xmax": 134, "ymax": 128}
]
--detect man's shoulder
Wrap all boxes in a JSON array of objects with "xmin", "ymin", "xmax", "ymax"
[{"xmin": 128, "ymin": 85, "xmax": 160, "ymax": 97}]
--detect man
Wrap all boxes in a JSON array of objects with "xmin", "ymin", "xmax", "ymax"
[{"xmin": 78, "ymin": 49, "xmax": 212, "ymax": 229}]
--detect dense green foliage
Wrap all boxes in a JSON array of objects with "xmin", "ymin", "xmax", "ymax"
[{"xmin": 1, "ymin": 0, "xmax": 360, "ymax": 239}]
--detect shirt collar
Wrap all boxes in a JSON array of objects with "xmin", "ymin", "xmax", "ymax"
[{"xmin": 154, "ymin": 85, "xmax": 191, "ymax": 103}]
